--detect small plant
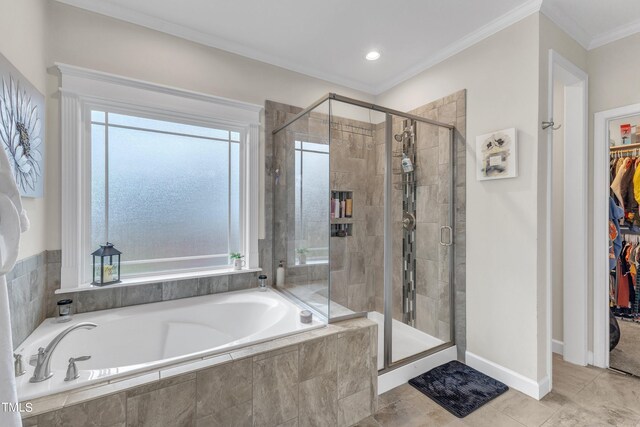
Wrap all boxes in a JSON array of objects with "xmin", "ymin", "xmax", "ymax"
[
  {"xmin": 230, "ymin": 252, "xmax": 244, "ymax": 260},
  {"xmin": 296, "ymin": 248, "xmax": 309, "ymax": 265}
]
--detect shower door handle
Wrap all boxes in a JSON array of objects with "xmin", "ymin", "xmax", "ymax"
[{"xmin": 440, "ymin": 226, "xmax": 453, "ymax": 246}]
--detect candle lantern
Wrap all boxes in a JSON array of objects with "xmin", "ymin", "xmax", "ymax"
[{"xmin": 92, "ymin": 242, "xmax": 121, "ymax": 285}]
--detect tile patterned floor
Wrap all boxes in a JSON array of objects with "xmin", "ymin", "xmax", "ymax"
[{"xmin": 356, "ymin": 355, "xmax": 640, "ymax": 426}]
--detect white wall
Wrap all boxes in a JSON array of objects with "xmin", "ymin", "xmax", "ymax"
[
  {"xmin": 378, "ymin": 14, "xmax": 542, "ymax": 382},
  {"xmin": 0, "ymin": 0, "xmax": 49, "ymax": 259},
  {"xmin": 44, "ymin": 1, "xmax": 375, "ymax": 251}
]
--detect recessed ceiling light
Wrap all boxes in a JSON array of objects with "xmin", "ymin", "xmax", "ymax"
[{"xmin": 366, "ymin": 51, "xmax": 381, "ymax": 61}]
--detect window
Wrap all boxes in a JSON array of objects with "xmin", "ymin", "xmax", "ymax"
[
  {"xmin": 294, "ymin": 141, "xmax": 329, "ymax": 264},
  {"xmin": 57, "ymin": 63, "xmax": 262, "ymax": 288},
  {"xmin": 90, "ymin": 111, "xmax": 243, "ymax": 276}
]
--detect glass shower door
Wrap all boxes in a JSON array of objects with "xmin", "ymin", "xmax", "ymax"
[{"xmin": 389, "ymin": 117, "xmax": 454, "ymax": 364}]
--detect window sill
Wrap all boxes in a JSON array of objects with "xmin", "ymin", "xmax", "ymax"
[{"xmin": 55, "ymin": 267, "xmax": 263, "ymax": 294}]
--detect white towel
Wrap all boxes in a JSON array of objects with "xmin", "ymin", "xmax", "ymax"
[{"xmin": 0, "ymin": 140, "xmax": 29, "ymax": 427}]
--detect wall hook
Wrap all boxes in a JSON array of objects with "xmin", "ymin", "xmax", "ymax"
[{"xmin": 542, "ymin": 121, "xmax": 562, "ymax": 131}]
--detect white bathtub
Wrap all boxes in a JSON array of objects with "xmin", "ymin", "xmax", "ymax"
[{"xmin": 15, "ymin": 288, "xmax": 324, "ymax": 401}]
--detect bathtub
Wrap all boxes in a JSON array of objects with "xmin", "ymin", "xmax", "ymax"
[{"xmin": 15, "ymin": 288, "xmax": 324, "ymax": 401}]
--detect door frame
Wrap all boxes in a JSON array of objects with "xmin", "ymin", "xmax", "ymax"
[
  {"xmin": 546, "ymin": 50, "xmax": 589, "ymax": 387},
  {"xmin": 593, "ymin": 102, "xmax": 640, "ymax": 368}
]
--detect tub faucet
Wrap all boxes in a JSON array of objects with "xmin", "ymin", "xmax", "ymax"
[{"xmin": 30, "ymin": 322, "xmax": 97, "ymax": 383}]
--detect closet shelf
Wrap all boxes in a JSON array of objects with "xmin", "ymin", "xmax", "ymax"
[{"xmin": 331, "ymin": 218, "xmax": 354, "ymax": 224}]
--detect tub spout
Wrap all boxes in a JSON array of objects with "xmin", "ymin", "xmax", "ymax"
[{"xmin": 29, "ymin": 322, "xmax": 97, "ymax": 383}]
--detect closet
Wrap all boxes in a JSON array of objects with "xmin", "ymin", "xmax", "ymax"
[{"xmin": 609, "ymin": 117, "xmax": 640, "ymax": 376}]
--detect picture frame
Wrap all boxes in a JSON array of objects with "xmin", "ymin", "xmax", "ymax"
[
  {"xmin": 0, "ymin": 53, "xmax": 46, "ymax": 198},
  {"xmin": 476, "ymin": 128, "xmax": 517, "ymax": 181}
]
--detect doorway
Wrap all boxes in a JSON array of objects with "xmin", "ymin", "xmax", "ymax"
[
  {"xmin": 594, "ymin": 103, "xmax": 640, "ymax": 375},
  {"xmin": 547, "ymin": 50, "xmax": 589, "ymax": 392}
]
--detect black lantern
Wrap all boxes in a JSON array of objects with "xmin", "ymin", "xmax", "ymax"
[{"xmin": 92, "ymin": 242, "xmax": 122, "ymax": 286}]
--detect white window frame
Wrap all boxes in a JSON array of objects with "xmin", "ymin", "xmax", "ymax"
[{"xmin": 57, "ymin": 63, "xmax": 262, "ymax": 289}]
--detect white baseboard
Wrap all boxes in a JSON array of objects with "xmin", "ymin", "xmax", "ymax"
[
  {"xmin": 552, "ymin": 339, "xmax": 564, "ymax": 355},
  {"xmin": 378, "ymin": 346, "xmax": 457, "ymax": 394},
  {"xmin": 465, "ymin": 351, "xmax": 548, "ymax": 400}
]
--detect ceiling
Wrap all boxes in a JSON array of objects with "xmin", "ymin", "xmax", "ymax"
[{"xmin": 55, "ymin": 0, "xmax": 640, "ymax": 95}]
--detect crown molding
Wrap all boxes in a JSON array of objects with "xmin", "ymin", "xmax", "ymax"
[
  {"xmin": 373, "ymin": 0, "xmax": 543, "ymax": 94},
  {"xmin": 539, "ymin": 1, "xmax": 591, "ymax": 49},
  {"xmin": 55, "ymin": 0, "xmax": 545, "ymax": 96},
  {"xmin": 589, "ymin": 17, "xmax": 640, "ymax": 50}
]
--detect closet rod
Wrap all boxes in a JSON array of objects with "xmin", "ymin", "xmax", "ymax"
[{"xmin": 610, "ymin": 142, "xmax": 640, "ymax": 152}]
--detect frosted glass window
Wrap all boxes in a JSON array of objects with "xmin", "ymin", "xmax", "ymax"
[
  {"xmin": 295, "ymin": 141, "xmax": 329, "ymax": 263},
  {"xmin": 91, "ymin": 111, "xmax": 242, "ymax": 276}
]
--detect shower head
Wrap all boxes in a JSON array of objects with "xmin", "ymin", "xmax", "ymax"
[{"xmin": 394, "ymin": 129, "xmax": 412, "ymax": 142}]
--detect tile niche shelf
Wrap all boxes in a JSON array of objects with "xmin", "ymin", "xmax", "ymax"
[{"xmin": 330, "ymin": 190, "xmax": 354, "ymax": 237}]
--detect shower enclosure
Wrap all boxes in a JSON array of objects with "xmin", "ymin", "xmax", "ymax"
[{"xmin": 272, "ymin": 93, "xmax": 455, "ymax": 372}]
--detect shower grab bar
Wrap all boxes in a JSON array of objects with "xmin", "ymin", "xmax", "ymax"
[{"xmin": 440, "ymin": 226, "xmax": 453, "ymax": 246}]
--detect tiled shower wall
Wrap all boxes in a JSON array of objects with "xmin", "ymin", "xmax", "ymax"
[
  {"xmin": 404, "ymin": 90, "xmax": 465, "ymax": 354},
  {"xmin": 269, "ymin": 100, "xmax": 380, "ymax": 315},
  {"xmin": 369, "ymin": 90, "xmax": 467, "ymax": 352}
]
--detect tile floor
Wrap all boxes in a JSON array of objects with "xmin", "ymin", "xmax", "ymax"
[
  {"xmin": 610, "ymin": 319, "xmax": 640, "ymax": 377},
  {"xmin": 356, "ymin": 355, "xmax": 640, "ymax": 426}
]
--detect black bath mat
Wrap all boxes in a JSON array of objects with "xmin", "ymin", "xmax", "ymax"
[{"xmin": 408, "ymin": 360, "xmax": 508, "ymax": 418}]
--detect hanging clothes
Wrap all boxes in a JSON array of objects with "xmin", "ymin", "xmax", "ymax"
[{"xmin": 610, "ymin": 196, "xmax": 624, "ymax": 270}]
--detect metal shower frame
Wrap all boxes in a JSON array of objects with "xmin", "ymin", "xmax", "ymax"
[{"xmin": 273, "ymin": 93, "xmax": 456, "ymax": 374}]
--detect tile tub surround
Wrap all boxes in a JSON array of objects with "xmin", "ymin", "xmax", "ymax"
[
  {"xmin": 22, "ymin": 318, "xmax": 378, "ymax": 427},
  {"xmin": 7, "ymin": 250, "xmax": 261, "ymax": 349},
  {"xmin": 6, "ymin": 250, "xmax": 60, "ymax": 350}
]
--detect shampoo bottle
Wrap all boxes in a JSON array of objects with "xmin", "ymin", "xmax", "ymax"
[
  {"xmin": 401, "ymin": 153, "xmax": 414, "ymax": 173},
  {"xmin": 276, "ymin": 260, "xmax": 285, "ymax": 287}
]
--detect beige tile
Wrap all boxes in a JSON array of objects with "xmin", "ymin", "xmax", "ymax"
[
  {"xmin": 378, "ymin": 384, "xmax": 424, "ymax": 408},
  {"xmin": 195, "ymin": 401, "xmax": 252, "ymax": 427},
  {"xmin": 338, "ymin": 388, "xmax": 373, "ymax": 427},
  {"xmin": 126, "ymin": 379, "xmax": 195, "ymax": 427},
  {"xmin": 574, "ymin": 370, "xmax": 640, "ymax": 414},
  {"xmin": 126, "ymin": 373, "xmax": 195, "ymax": 398},
  {"xmin": 160, "ymin": 353, "xmax": 232, "ymax": 379},
  {"xmin": 542, "ymin": 399, "xmax": 640, "ymax": 426},
  {"xmin": 196, "ymin": 357, "xmax": 252, "ymax": 419},
  {"xmin": 538, "ymin": 390, "xmax": 574, "ymax": 412},
  {"xmin": 462, "ymin": 404, "xmax": 524, "ymax": 427},
  {"xmin": 337, "ymin": 329, "xmax": 371, "ymax": 398},
  {"xmin": 24, "ymin": 392, "xmax": 70, "ymax": 418},
  {"xmin": 373, "ymin": 394, "xmax": 461, "ymax": 427},
  {"xmin": 352, "ymin": 415, "xmax": 381, "ymax": 426},
  {"xmin": 490, "ymin": 389, "xmax": 556, "ymax": 427},
  {"xmin": 58, "ymin": 392, "xmax": 126, "ymax": 427},
  {"xmin": 299, "ymin": 335, "xmax": 337, "ymax": 381},
  {"xmin": 253, "ymin": 349, "xmax": 299, "ymax": 427},
  {"xmin": 551, "ymin": 357, "xmax": 600, "ymax": 396},
  {"xmin": 277, "ymin": 418, "xmax": 299, "ymax": 427},
  {"xmin": 299, "ymin": 374, "xmax": 338, "ymax": 427},
  {"xmin": 22, "ymin": 416, "xmax": 38, "ymax": 427}
]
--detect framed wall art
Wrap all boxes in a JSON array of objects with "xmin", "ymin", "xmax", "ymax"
[
  {"xmin": 0, "ymin": 53, "xmax": 45, "ymax": 198},
  {"xmin": 476, "ymin": 128, "xmax": 517, "ymax": 181}
]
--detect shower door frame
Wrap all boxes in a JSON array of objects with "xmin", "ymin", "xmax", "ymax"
[{"xmin": 272, "ymin": 93, "xmax": 457, "ymax": 373}]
